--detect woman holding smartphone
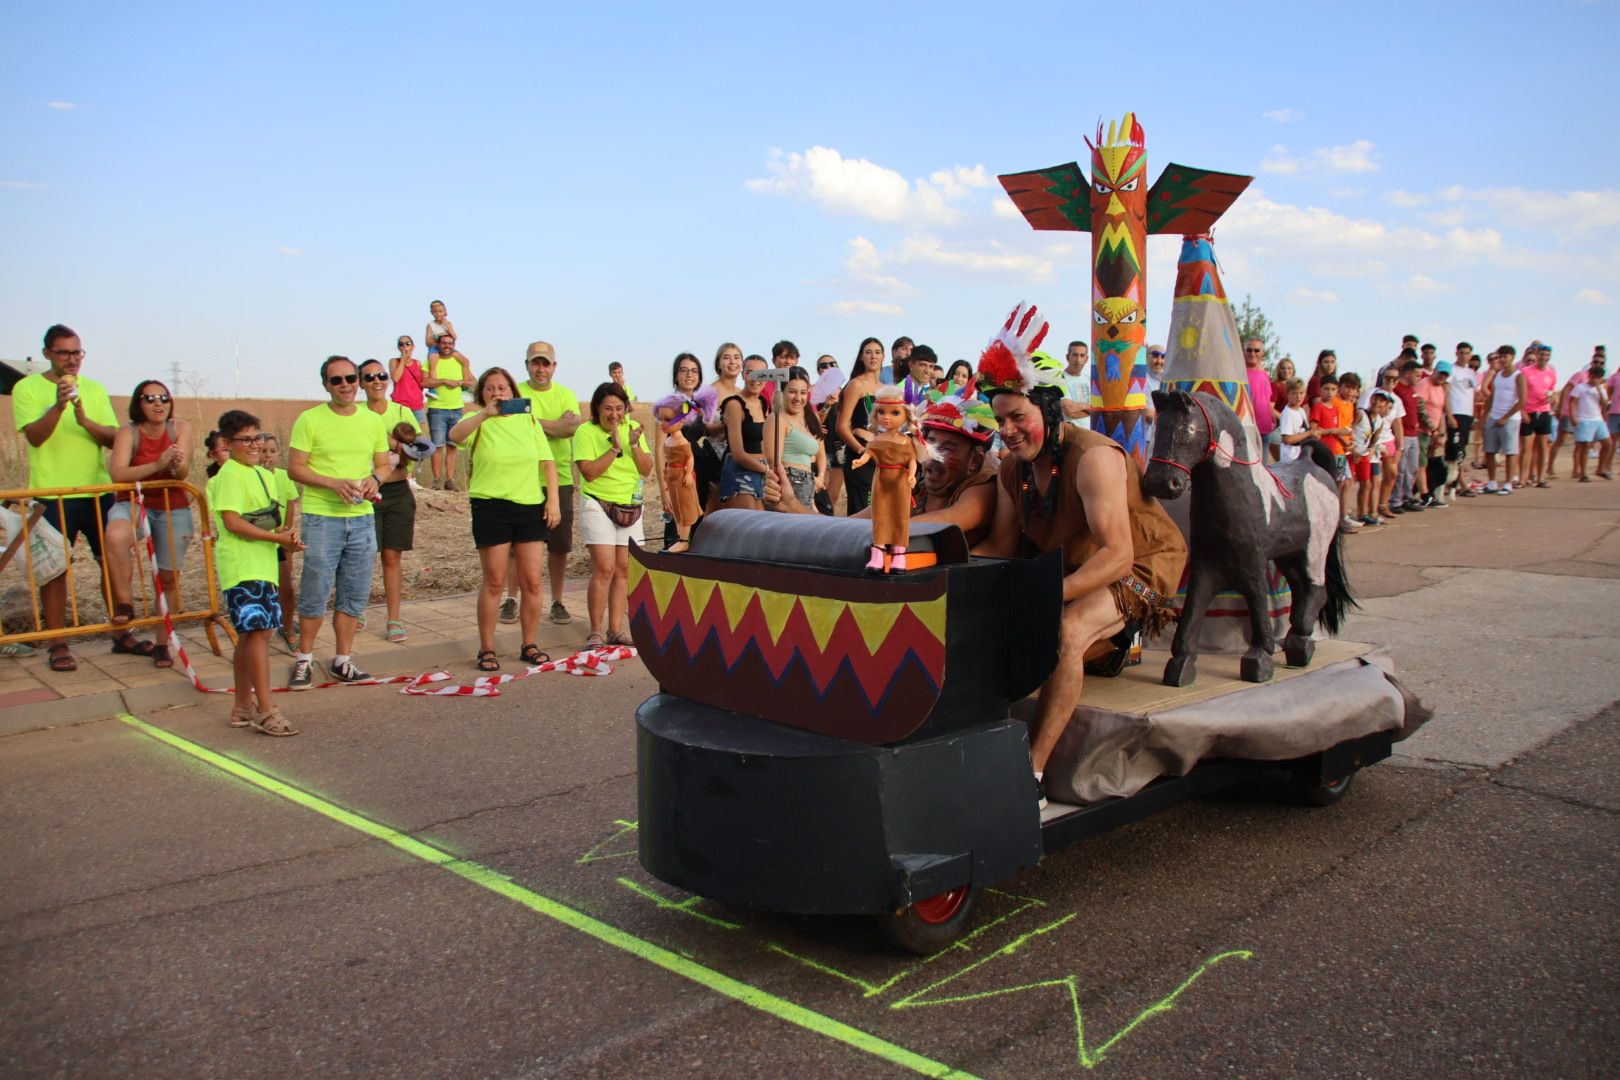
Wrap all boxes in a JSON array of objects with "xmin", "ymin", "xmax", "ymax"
[{"xmin": 450, "ymin": 367, "xmax": 560, "ymax": 671}]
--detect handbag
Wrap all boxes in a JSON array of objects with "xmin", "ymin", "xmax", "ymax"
[
  {"xmin": 240, "ymin": 470, "xmax": 282, "ymax": 532},
  {"xmin": 598, "ymin": 499, "xmax": 642, "ymax": 528}
]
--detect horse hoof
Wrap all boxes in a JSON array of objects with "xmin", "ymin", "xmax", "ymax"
[
  {"xmin": 1163, "ymin": 654, "xmax": 1196, "ymax": 687},
  {"xmin": 1240, "ymin": 653, "xmax": 1274, "ymax": 683},
  {"xmin": 1284, "ymin": 635, "xmax": 1315, "ymax": 668}
]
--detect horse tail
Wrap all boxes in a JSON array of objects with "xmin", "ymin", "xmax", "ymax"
[
  {"xmin": 1318, "ymin": 529, "xmax": 1357, "ymax": 635},
  {"xmin": 1304, "ymin": 438, "xmax": 1336, "ymax": 476}
]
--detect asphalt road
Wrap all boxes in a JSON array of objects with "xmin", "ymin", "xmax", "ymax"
[{"xmin": 4, "ymin": 482, "xmax": 1617, "ymax": 1078}]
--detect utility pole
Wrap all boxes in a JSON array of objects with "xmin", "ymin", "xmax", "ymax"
[{"xmin": 234, "ymin": 335, "xmax": 241, "ymax": 399}]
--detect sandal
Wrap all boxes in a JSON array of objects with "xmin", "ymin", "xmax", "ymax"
[
  {"xmin": 475, "ymin": 649, "xmax": 501, "ymax": 672},
  {"xmin": 250, "ymin": 709, "xmax": 300, "ymax": 737},
  {"xmin": 112, "ymin": 634, "xmax": 156, "ymax": 657},
  {"xmin": 604, "ymin": 630, "xmax": 633, "ymax": 647},
  {"xmin": 519, "ymin": 643, "xmax": 549, "ymax": 665},
  {"xmin": 584, "ymin": 632, "xmax": 605, "ymax": 650},
  {"xmin": 229, "ymin": 704, "xmax": 257, "ymax": 728},
  {"xmin": 48, "ymin": 644, "xmax": 77, "ymax": 672},
  {"xmin": 153, "ymin": 645, "xmax": 173, "ymax": 669},
  {"xmin": 385, "ymin": 619, "xmax": 408, "ymax": 644},
  {"xmin": 111, "ymin": 602, "xmax": 135, "ymax": 626},
  {"xmin": 1536, "ymin": 480, "xmax": 1552, "ymax": 489}
]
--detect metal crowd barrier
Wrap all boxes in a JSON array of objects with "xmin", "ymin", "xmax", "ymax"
[{"xmin": 0, "ymin": 480, "xmax": 234, "ymax": 656}]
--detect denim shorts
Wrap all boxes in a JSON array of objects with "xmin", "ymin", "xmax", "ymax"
[
  {"xmin": 427, "ymin": 407, "xmax": 461, "ymax": 447},
  {"xmin": 719, "ymin": 457, "xmax": 765, "ymax": 501},
  {"xmin": 107, "ymin": 502, "xmax": 194, "ymax": 571},
  {"xmin": 298, "ymin": 512, "xmax": 377, "ymax": 619},
  {"xmin": 1483, "ymin": 416, "xmax": 1520, "ymax": 454},
  {"xmin": 1608, "ymin": 415, "xmax": 1620, "ymax": 438},
  {"xmin": 1574, "ymin": 419, "xmax": 1607, "ymax": 443}
]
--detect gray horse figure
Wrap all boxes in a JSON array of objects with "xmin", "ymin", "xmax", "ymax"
[{"xmin": 1143, "ymin": 389, "xmax": 1354, "ymax": 686}]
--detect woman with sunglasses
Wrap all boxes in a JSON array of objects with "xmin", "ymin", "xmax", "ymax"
[
  {"xmin": 106, "ymin": 379, "xmax": 194, "ymax": 667},
  {"xmin": 389, "ymin": 335, "xmax": 428, "ymax": 430},
  {"xmin": 656, "ymin": 352, "xmax": 707, "ymax": 546}
]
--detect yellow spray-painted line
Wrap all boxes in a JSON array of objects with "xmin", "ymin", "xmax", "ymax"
[{"xmin": 117, "ymin": 714, "xmax": 978, "ymax": 1080}]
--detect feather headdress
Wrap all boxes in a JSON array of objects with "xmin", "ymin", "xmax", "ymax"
[{"xmin": 975, "ymin": 301, "xmax": 1050, "ymax": 396}]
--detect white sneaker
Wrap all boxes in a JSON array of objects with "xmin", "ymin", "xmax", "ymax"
[{"xmin": 1341, "ymin": 515, "xmax": 1363, "ymax": 530}]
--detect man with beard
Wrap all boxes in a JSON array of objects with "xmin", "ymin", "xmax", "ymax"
[{"xmin": 975, "ymin": 304, "xmax": 1186, "ymax": 805}]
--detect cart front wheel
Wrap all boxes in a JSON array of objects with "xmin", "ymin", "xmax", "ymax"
[{"xmin": 880, "ymin": 885, "xmax": 978, "ymax": 954}]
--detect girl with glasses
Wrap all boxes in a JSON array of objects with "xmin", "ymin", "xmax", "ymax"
[{"xmin": 106, "ymin": 380, "xmax": 195, "ymax": 667}]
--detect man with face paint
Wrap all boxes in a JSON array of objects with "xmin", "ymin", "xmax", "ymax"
[
  {"xmin": 975, "ymin": 302, "xmax": 1186, "ymax": 805},
  {"xmin": 846, "ymin": 396, "xmax": 1000, "ymax": 545}
]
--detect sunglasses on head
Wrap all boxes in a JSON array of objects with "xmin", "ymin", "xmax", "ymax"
[
  {"xmin": 140, "ymin": 393, "xmax": 172, "ymax": 404},
  {"xmin": 327, "ymin": 373, "xmax": 359, "ymax": 385},
  {"xmin": 361, "ymin": 372, "xmax": 388, "ymax": 383}
]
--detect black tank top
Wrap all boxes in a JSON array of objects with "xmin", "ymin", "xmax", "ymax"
[{"xmin": 722, "ymin": 395, "xmax": 764, "ymax": 455}]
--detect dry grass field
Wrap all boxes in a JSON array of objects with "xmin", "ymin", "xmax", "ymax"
[{"xmin": 1, "ymin": 395, "xmax": 664, "ymax": 629}]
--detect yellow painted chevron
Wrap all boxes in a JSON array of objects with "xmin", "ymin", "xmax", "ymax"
[
  {"xmin": 755, "ymin": 589, "xmax": 797, "ymax": 645},
  {"xmin": 847, "ymin": 601, "xmax": 905, "ymax": 655},
  {"xmin": 682, "ymin": 575, "xmax": 718, "ymax": 619},
  {"xmin": 717, "ymin": 581, "xmax": 754, "ymax": 632}
]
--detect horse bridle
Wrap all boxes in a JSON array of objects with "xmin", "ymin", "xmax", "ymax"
[{"xmin": 1148, "ymin": 393, "xmax": 1294, "ymax": 499}]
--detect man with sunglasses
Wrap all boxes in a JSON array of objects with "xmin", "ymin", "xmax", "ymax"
[
  {"xmin": 12, "ymin": 324, "xmax": 124, "ymax": 671},
  {"xmin": 1244, "ymin": 339, "xmax": 1277, "ymax": 457},
  {"xmin": 514, "ymin": 341, "xmax": 582, "ymax": 624},
  {"xmin": 286, "ymin": 356, "xmax": 392, "ymax": 688}
]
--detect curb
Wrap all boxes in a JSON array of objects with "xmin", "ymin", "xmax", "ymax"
[{"xmin": 0, "ymin": 618, "xmax": 603, "ymax": 738}]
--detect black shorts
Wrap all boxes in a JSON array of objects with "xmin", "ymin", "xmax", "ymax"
[
  {"xmin": 1445, "ymin": 414, "xmax": 1473, "ymax": 462},
  {"xmin": 373, "ymin": 480, "xmax": 416, "ymax": 552},
  {"xmin": 37, "ymin": 493, "xmax": 114, "ymax": 560},
  {"xmin": 1522, "ymin": 411, "xmax": 1553, "ymax": 437},
  {"xmin": 470, "ymin": 497, "xmax": 547, "ymax": 549},
  {"xmin": 547, "ymin": 485, "xmax": 575, "ymax": 554}
]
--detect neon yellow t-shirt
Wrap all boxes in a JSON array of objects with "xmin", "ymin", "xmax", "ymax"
[
  {"xmin": 210, "ymin": 459, "xmax": 281, "ymax": 590},
  {"xmin": 11, "ymin": 373, "xmax": 117, "ymax": 495},
  {"xmin": 270, "ymin": 467, "xmax": 300, "ymax": 516},
  {"xmin": 288, "ymin": 404, "xmax": 387, "ymax": 518},
  {"xmin": 465, "ymin": 413, "xmax": 554, "ymax": 504},
  {"xmin": 573, "ymin": 420, "xmax": 648, "ymax": 504},
  {"xmin": 428, "ymin": 354, "xmax": 467, "ymax": 411},
  {"xmin": 516, "ymin": 380, "xmax": 581, "ymax": 485}
]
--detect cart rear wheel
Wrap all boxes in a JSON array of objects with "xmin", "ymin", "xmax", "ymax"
[
  {"xmin": 879, "ymin": 885, "xmax": 978, "ymax": 954},
  {"xmin": 1294, "ymin": 770, "xmax": 1355, "ymax": 806}
]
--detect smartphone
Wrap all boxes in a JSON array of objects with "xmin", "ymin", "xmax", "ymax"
[{"xmin": 498, "ymin": 397, "xmax": 533, "ymax": 415}]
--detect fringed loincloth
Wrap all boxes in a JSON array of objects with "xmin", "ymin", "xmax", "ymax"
[{"xmin": 1109, "ymin": 574, "xmax": 1176, "ymax": 639}]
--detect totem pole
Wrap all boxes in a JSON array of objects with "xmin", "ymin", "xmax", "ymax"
[{"xmin": 998, "ymin": 111, "xmax": 1253, "ymax": 467}]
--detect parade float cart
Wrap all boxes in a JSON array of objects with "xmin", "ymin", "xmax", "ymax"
[{"xmin": 630, "ymin": 512, "xmax": 1423, "ymax": 953}]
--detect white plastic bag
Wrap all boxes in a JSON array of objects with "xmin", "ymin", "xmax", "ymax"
[{"xmin": 0, "ymin": 501, "xmax": 69, "ymax": 585}]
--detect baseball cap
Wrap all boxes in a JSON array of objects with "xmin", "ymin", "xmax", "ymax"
[
  {"xmin": 525, "ymin": 341, "xmax": 556, "ymax": 364},
  {"xmin": 1434, "ymin": 360, "xmax": 1453, "ymax": 375}
]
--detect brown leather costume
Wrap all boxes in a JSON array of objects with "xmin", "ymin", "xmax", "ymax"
[
  {"xmin": 865, "ymin": 435, "xmax": 917, "ymax": 548},
  {"xmin": 997, "ymin": 425, "xmax": 1187, "ymax": 634},
  {"xmin": 662, "ymin": 433, "xmax": 702, "ymax": 529},
  {"xmin": 922, "ymin": 465, "xmax": 997, "ymax": 547}
]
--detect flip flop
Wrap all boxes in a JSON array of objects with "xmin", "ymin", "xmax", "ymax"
[
  {"xmin": 111, "ymin": 602, "xmax": 135, "ymax": 626},
  {"xmin": 48, "ymin": 644, "xmax": 77, "ymax": 672}
]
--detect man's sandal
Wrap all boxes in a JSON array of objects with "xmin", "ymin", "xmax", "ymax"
[
  {"xmin": 153, "ymin": 645, "xmax": 173, "ymax": 669},
  {"xmin": 111, "ymin": 602, "xmax": 134, "ymax": 626},
  {"xmin": 250, "ymin": 709, "xmax": 299, "ymax": 737},
  {"xmin": 48, "ymin": 644, "xmax": 77, "ymax": 672},
  {"xmin": 112, "ymin": 634, "xmax": 156, "ymax": 657},
  {"xmin": 519, "ymin": 643, "xmax": 549, "ymax": 665},
  {"xmin": 385, "ymin": 619, "xmax": 408, "ymax": 644},
  {"xmin": 475, "ymin": 649, "xmax": 501, "ymax": 672}
]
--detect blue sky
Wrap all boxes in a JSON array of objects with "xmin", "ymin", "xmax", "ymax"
[{"xmin": 4, "ymin": 0, "xmax": 1617, "ymax": 399}]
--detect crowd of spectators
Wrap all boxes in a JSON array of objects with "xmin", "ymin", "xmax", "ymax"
[{"xmin": 8, "ymin": 315, "xmax": 1614, "ymax": 737}]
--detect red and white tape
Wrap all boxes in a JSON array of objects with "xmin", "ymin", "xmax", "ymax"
[{"xmin": 131, "ymin": 487, "xmax": 633, "ymax": 698}]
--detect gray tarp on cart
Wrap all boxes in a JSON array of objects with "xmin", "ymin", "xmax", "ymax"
[{"xmin": 1027, "ymin": 640, "xmax": 1430, "ymax": 805}]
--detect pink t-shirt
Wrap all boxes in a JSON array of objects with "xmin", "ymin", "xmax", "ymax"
[
  {"xmin": 1247, "ymin": 366, "xmax": 1275, "ymax": 434},
  {"xmin": 1415, "ymin": 376, "xmax": 1447, "ymax": 435},
  {"xmin": 1522, "ymin": 364, "xmax": 1557, "ymax": 413},
  {"xmin": 1609, "ymin": 372, "xmax": 1620, "ymax": 415}
]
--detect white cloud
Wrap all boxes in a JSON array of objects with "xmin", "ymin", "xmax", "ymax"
[
  {"xmin": 274, "ymin": 246, "xmax": 303, "ymax": 256},
  {"xmin": 894, "ymin": 236, "xmax": 1054, "ymax": 281},
  {"xmin": 747, "ymin": 146, "xmax": 995, "ymax": 226},
  {"xmin": 1, "ymin": 179, "xmax": 45, "ymax": 190},
  {"xmin": 1404, "ymin": 274, "xmax": 1453, "ymax": 296},
  {"xmin": 992, "ymin": 196, "xmax": 1022, "ymax": 219},
  {"xmin": 1575, "ymin": 287, "xmax": 1613, "ymax": 306},
  {"xmin": 1262, "ymin": 108, "xmax": 1302, "ymax": 123},
  {"xmin": 1386, "ymin": 190, "xmax": 1431, "ymax": 208},
  {"xmin": 1288, "ymin": 286, "xmax": 1339, "ymax": 304},
  {"xmin": 828, "ymin": 300, "xmax": 903, "ymax": 317},
  {"xmin": 46, "ymin": 101, "xmax": 79, "ymax": 110},
  {"xmin": 1261, "ymin": 139, "xmax": 1380, "ymax": 176},
  {"xmin": 843, "ymin": 236, "xmax": 909, "ymax": 292}
]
